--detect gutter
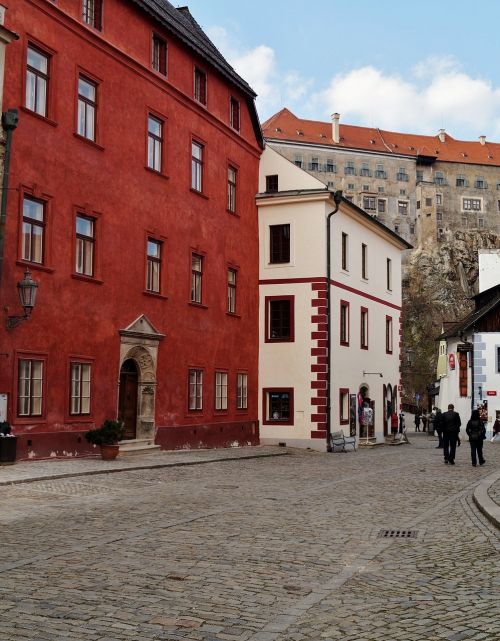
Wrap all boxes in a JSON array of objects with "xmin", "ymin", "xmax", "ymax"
[
  {"xmin": 325, "ymin": 190, "xmax": 343, "ymax": 451},
  {"xmin": 0, "ymin": 108, "xmax": 19, "ymax": 288}
]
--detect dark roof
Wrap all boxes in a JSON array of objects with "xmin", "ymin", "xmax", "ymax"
[
  {"xmin": 438, "ymin": 290, "xmax": 500, "ymax": 339},
  {"xmin": 130, "ymin": 0, "xmax": 263, "ymax": 147}
]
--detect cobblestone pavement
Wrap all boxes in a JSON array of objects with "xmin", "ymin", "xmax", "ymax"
[
  {"xmin": 488, "ymin": 477, "xmax": 500, "ymax": 507},
  {"xmin": 1, "ymin": 435, "xmax": 499, "ymax": 641}
]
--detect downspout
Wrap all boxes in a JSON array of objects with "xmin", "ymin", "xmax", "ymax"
[
  {"xmin": 326, "ymin": 189, "xmax": 343, "ymax": 451},
  {"xmin": 0, "ymin": 108, "xmax": 19, "ymax": 288}
]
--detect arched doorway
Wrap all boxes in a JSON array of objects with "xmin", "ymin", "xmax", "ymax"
[{"xmin": 119, "ymin": 359, "xmax": 139, "ymax": 439}]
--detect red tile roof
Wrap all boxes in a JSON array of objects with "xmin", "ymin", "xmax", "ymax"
[{"xmin": 262, "ymin": 108, "xmax": 500, "ymax": 167}]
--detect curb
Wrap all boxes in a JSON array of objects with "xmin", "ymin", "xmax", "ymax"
[
  {"xmin": 472, "ymin": 469, "xmax": 500, "ymax": 530},
  {"xmin": 0, "ymin": 450, "xmax": 290, "ymax": 486}
]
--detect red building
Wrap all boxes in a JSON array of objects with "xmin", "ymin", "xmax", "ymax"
[{"xmin": 0, "ymin": 0, "xmax": 263, "ymax": 459}]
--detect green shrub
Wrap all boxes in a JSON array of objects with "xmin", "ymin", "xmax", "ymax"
[{"xmin": 85, "ymin": 419, "xmax": 125, "ymax": 446}]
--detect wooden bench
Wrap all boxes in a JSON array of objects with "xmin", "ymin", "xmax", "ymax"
[{"xmin": 330, "ymin": 430, "xmax": 357, "ymax": 452}]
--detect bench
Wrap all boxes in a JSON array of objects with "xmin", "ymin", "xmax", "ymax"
[{"xmin": 330, "ymin": 430, "xmax": 357, "ymax": 452}]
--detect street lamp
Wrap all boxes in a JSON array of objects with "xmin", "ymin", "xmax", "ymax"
[{"xmin": 6, "ymin": 269, "xmax": 38, "ymax": 329}]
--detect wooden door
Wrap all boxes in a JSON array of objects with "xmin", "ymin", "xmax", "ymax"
[{"xmin": 119, "ymin": 360, "xmax": 138, "ymax": 439}]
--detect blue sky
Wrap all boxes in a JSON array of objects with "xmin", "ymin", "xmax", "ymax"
[{"xmin": 183, "ymin": 1, "xmax": 500, "ymax": 141}]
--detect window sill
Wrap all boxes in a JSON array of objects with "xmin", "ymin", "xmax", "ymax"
[
  {"xmin": 386, "ymin": 350, "xmax": 393, "ymax": 355},
  {"xmin": 265, "ymin": 337, "xmax": 294, "ymax": 343},
  {"xmin": 340, "ymin": 341, "xmax": 350, "ymax": 347},
  {"xmin": 143, "ymin": 290, "xmax": 168, "ymax": 300},
  {"xmin": 340, "ymin": 419, "xmax": 349, "ymax": 426},
  {"xmin": 361, "ymin": 345, "xmax": 369, "ymax": 351},
  {"xmin": 213, "ymin": 410, "xmax": 229, "ymax": 416},
  {"xmin": 144, "ymin": 166, "xmax": 170, "ymax": 181},
  {"xmin": 16, "ymin": 260, "xmax": 55, "ymax": 274},
  {"xmin": 71, "ymin": 273, "xmax": 104, "ymax": 285},
  {"xmin": 236, "ymin": 408, "xmax": 249, "ymax": 414},
  {"xmin": 65, "ymin": 416, "xmax": 94, "ymax": 424},
  {"xmin": 73, "ymin": 132, "xmax": 104, "ymax": 151},
  {"xmin": 12, "ymin": 416, "xmax": 47, "ymax": 426},
  {"xmin": 262, "ymin": 420, "xmax": 293, "ymax": 426},
  {"xmin": 188, "ymin": 301, "xmax": 208, "ymax": 310},
  {"xmin": 190, "ymin": 188, "xmax": 209, "ymax": 200},
  {"xmin": 227, "ymin": 209, "xmax": 240, "ymax": 218},
  {"xmin": 226, "ymin": 312, "xmax": 241, "ymax": 319},
  {"xmin": 20, "ymin": 106, "xmax": 57, "ymax": 127}
]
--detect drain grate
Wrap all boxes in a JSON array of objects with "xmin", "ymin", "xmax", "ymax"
[{"xmin": 378, "ymin": 529, "xmax": 418, "ymax": 539}]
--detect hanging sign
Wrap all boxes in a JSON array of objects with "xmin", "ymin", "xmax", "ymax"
[{"xmin": 448, "ymin": 353, "xmax": 455, "ymax": 370}]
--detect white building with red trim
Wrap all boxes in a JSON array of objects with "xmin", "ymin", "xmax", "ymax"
[{"xmin": 258, "ymin": 146, "xmax": 411, "ymax": 450}]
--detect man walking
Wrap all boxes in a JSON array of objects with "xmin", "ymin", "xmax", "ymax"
[
  {"xmin": 434, "ymin": 407, "xmax": 444, "ymax": 448},
  {"xmin": 441, "ymin": 403, "xmax": 461, "ymax": 465}
]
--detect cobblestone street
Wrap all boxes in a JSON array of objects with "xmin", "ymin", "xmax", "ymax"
[{"xmin": 1, "ymin": 436, "xmax": 499, "ymax": 641}]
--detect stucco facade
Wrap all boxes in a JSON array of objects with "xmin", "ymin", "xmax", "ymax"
[
  {"xmin": 0, "ymin": 0, "xmax": 262, "ymax": 459},
  {"xmin": 258, "ymin": 147, "xmax": 409, "ymax": 450}
]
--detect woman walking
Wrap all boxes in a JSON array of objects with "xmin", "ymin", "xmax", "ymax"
[{"xmin": 465, "ymin": 409, "xmax": 486, "ymax": 467}]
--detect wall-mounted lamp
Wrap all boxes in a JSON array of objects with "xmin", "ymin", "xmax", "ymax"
[
  {"xmin": 6, "ymin": 269, "xmax": 38, "ymax": 329},
  {"xmin": 363, "ymin": 371, "xmax": 383, "ymax": 378}
]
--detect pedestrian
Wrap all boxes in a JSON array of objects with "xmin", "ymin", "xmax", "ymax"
[
  {"xmin": 465, "ymin": 409, "xmax": 486, "ymax": 467},
  {"xmin": 391, "ymin": 412, "xmax": 398, "ymax": 439},
  {"xmin": 434, "ymin": 407, "xmax": 444, "ymax": 448},
  {"xmin": 398, "ymin": 411, "xmax": 405, "ymax": 434},
  {"xmin": 421, "ymin": 412, "xmax": 428, "ymax": 432},
  {"xmin": 441, "ymin": 403, "xmax": 461, "ymax": 465},
  {"xmin": 492, "ymin": 414, "xmax": 500, "ymax": 442},
  {"xmin": 414, "ymin": 412, "xmax": 421, "ymax": 432}
]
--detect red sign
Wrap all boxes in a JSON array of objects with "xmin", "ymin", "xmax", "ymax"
[
  {"xmin": 487, "ymin": 391, "xmax": 497, "ymax": 396},
  {"xmin": 448, "ymin": 353, "xmax": 455, "ymax": 370}
]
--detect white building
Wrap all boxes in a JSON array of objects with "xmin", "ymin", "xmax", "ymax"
[
  {"xmin": 436, "ymin": 250, "xmax": 500, "ymax": 434},
  {"xmin": 258, "ymin": 147, "xmax": 411, "ymax": 450}
]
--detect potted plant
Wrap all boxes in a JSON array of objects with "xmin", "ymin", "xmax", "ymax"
[{"xmin": 85, "ymin": 419, "xmax": 125, "ymax": 460}]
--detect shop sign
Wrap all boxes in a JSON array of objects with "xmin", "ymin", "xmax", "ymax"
[
  {"xmin": 486, "ymin": 391, "xmax": 497, "ymax": 396},
  {"xmin": 448, "ymin": 353, "xmax": 455, "ymax": 370}
]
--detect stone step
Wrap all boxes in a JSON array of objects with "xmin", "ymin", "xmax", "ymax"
[{"xmin": 119, "ymin": 439, "xmax": 161, "ymax": 456}]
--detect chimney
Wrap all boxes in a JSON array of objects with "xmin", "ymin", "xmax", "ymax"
[
  {"xmin": 331, "ymin": 112, "xmax": 340, "ymax": 144},
  {"xmin": 479, "ymin": 135, "xmax": 486, "ymax": 145},
  {"xmin": 438, "ymin": 128, "xmax": 446, "ymax": 143}
]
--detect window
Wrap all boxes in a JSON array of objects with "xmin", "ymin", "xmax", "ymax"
[
  {"xmin": 191, "ymin": 141, "xmax": 203, "ymax": 192},
  {"xmin": 456, "ymin": 174, "xmax": 468, "ymax": 187},
  {"xmin": 363, "ymin": 196, "xmax": 376, "ymax": 211},
  {"xmin": 26, "ymin": 45, "xmax": 49, "ymax": 117},
  {"xmin": 309, "ymin": 157, "xmax": 319, "ymax": 171},
  {"xmin": 361, "ymin": 243, "xmax": 368, "ymax": 279},
  {"xmin": 340, "ymin": 301, "xmax": 349, "ymax": 346},
  {"xmin": 77, "ymin": 76, "xmax": 97, "ymax": 141},
  {"xmin": 400, "ymin": 189, "xmax": 406, "ymax": 196},
  {"xmin": 22, "ymin": 197, "xmax": 45, "ymax": 264},
  {"xmin": 498, "ymin": 199, "xmax": 500, "ymax": 212},
  {"xmin": 417, "ymin": 200, "xmax": 421, "ymax": 209},
  {"xmin": 385, "ymin": 316, "xmax": 393, "ymax": 354},
  {"xmin": 188, "ymin": 369, "xmax": 203, "ymax": 410},
  {"xmin": 194, "ymin": 67, "xmax": 207, "ymax": 105},
  {"xmin": 294, "ymin": 155, "xmax": 303, "ymax": 168},
  {"xmin": 378, "ymin": 199, "xmax": 386, "ymax": 213},
  {"xmin": 152, "ymin": 34, "xmax": 167, "ymax": 75},
  {"xmin": 82, "ymin": 0, "xmax": 102, "ymax": 30},
  {"xmin": 70, "ymin": 362, "xmax": 91, "ymax": 415},
  {"xmin": 463, "ymin": 198, "xmax": 481, "ymax": 211},
  {"xmin": 375, "ymin": 165, "xmax": 386, "ymax": 179},
  {"xmin": 236, "ymin": 373, "xmax": 248, "ymax": 410},
  {"xmin": 146, "ymin": 239, "xmax": 161, "ymax": 293},
  {"xmin": 436, "ymin": 193, "xmax": 442, "ymax": 205},
  {"xmin": 386, "ymin": 258, "xmax": 392, "ymax": 291},
  {"xmin": 425, "ymin": 197, "xmax": 432, "ymax": 207},
  {"xmin": 416, "ymin": 170, "xmax": 423, "ymax": 182},
  {"xmin": 360, "ymin": 307, "xmax": 368, "ymax": 349},
  {"xmin": 434, "ymin": 171, "xmax": 446, "ymax": 185},
  {"xmin": 227, "ymin": 268, "xmax": 236, "ymax": 313},
  {"xmin": 227, "ymin": 166, "xmax": 237, "ymax": 212},
  {"xmin": 341, "ymin": 232, "xmax": 348, "ymax": 271},
  {"xmin": 325, "ymin": 159, "xmax": 336, "ymax": 173},
  {"xmin": 266, "ymin": 296, "xmax": 293, "ymax": 342},
  {"xmin": 18, "ymin": 359, "xmax": 43, "ymax": 416},
  {"xmin": 475, "ymin": 176, "xmax": 487, "ymax": 189},
  {"xmin": 191, "ymin": 253, "xmax": 203, "ymax": 303},
  {"xmin": 215, "ymin": 372, "xmax": 228, "ymax": 410},
  {"xmin": 437, "ymin": 211, "xmax": 443, "ymax": 221},
  {"xmin": 410, "ymin": 224, "xmax": 415, "ymax": 235},
  {"xmin": 230, "ymin": 97, "xmax": 240, "ymax": 131},
  {"xmin": 339, "ymin": 389, "xmax": 349, "ymax": 424},
  {"xmin": 360, "ymin": 162, "xmax": 371, "ymax": 177},
  {"xmin": 266, "ymin": 174, "xmax": 278, "ymax": 192},
  {"xmin": 75, "ymin": 215, "xmax": 95, "ymax": 276},
  {"xmin": 398, "ymin": 200, "xmax": 408, "ymax": 215},
  {"xmin": 344, "ymin": 161, "xmax": 356, "ymax": 175},
  {"xmin": 397, "ymin": 168, "xmax": 409, "ymax": 181},
  {"xmin": 394, "ymin": 225, "xmax": 399, "ymax": 234},
  {"xmin": 147, "ymin": 115, "xmax": 163, "ymax": 172},
  {"xmin": 270, "ymin": 224, "xmax": 290, "ymax": 263},
  {"xmin": 264, "ymin": 389, "xmax": 293, "ymax": 424},
  {"xmin": 478, "ymin": 218, "xmax": 484, "ymax": 229},
  {"xmin": 438, "ymin": 227, "xmax": 444, "ymax": 238}
]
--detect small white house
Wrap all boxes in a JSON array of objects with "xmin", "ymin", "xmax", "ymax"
[
  {"xmin": 257, "ymin": 146, "xmax": 411, "ymax": 450},
  {"xmin": 436, "ymin": 251, "xmax": 500, "ymax": 434}
]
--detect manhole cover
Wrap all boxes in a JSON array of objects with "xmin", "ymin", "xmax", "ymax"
[{"xmin": 378, "ymin": 529, "xmax": 418, "ymax": 539}]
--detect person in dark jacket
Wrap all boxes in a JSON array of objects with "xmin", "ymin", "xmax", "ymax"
[
  {"xmin": 465, "ymin": 409, "xmax": 486, "ymax": 467},
  {"xmin": 433, "ymin": 407, "xmax": 444, "ymax": 448},
  {"xmin": 441, "ymin": 403, "xmax": 461, "ymax": 465},
  {"xmin": 414, "ymin": 413, "xmax": 421, "ymax": 432}
]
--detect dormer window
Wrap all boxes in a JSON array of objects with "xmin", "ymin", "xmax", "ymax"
[
  {"xmin": 230, "ymin": 97, "xmax": 240, "ymax": 131},
  {"xmin": 82, "ymin": 0, "xmax": 102, "ymax": 30},
  {"xmin": 194, "ymin": 67, "xmax": 207, "ymax": 105},
  {"xmin": 152, "ymin": 34, "xmax": 167, "ymax": 75}
]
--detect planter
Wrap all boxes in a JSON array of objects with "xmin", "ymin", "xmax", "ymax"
[
  {"xmin": 0, "ymin": 436, "xmax": 17, "ymax": 464},
  {"xmin": 100, "ymin": 444, "xmax": 120, "ymax": 460}
]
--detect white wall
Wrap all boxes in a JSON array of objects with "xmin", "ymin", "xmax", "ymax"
[{"xmin": 478, "ymin": 250, "xmax": 500, "ymax": 293}]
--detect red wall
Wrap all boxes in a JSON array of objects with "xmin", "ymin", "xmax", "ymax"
[{"xmin": 0, "ymin": 0, "xmax": 261, "ymax": 459}]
